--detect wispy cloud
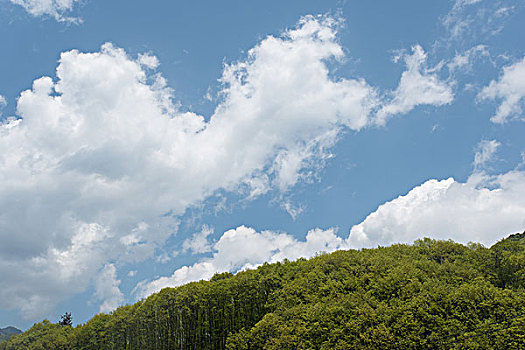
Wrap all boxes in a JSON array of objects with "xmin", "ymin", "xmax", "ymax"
[
  {"xmin": 0, "ymin": 95, "xmax": 6, "ymax": 117},
  {"xmin": 448, "ymin": 45, "xmax": 491, "ymax": 73},
  {"xmin": 478, "ymin": 57, "xmax": 525, "ymax": 123},
  {"xmin": 441, "ymin": 0, "xmax": 519, "ymax": 45},
  {"xmin": 10, "ymin": 0, "xmax": 82, "ymax": 23},
  {"xmin": 473, "ymin": 139, "xmax": 501, "ymax": 171},
  {"xmin": 94, "ymin": 264, "xmax": 124, "ymax": 314},
  {"xmin": 182, "ymin": 225, "xmax": 214, "ymax": 255},
  {"xmin": 376, "ymin": 45, "xmax": 454, "ymax": 124}
]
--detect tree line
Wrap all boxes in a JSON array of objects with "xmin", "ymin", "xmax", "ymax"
[{"xmin": 1, "ymin": 232, "xmax": 524, "ymax": 349}]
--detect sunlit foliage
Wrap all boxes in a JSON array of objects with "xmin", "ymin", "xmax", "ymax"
[{"xmin": 2, "ymin": 232, "xmax": 524, "ymax": 349}]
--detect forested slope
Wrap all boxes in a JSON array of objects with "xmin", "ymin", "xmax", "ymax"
[
  {"xmin": 2, "ymin": 232, "xmax": 524, "ymax": 350},
  {"xmin": 0, "ymin": 328, "xmax": 21, "ymax": 343}
]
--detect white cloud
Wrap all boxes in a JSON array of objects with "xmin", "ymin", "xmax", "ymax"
[
  {"xmin": 458, "ymin": 0, "xmax": 483, "ymax": 5},
  {"xmin": 443, "ymin": 0, "xmax": 483, "ymax": 41},
  {"xmin": 135, "ymin": 226, "xmax": 344, "ymax": 298},
  {"xmin": 375, "ymin": 45, "xmax": 454, "ymax": 124},
  {"xmin": 137, "ymin": 141, "xmax": 525, "ymax": 299},
  {"xmin": 0, "ymin": 15, "xmax": 378, "ymax": 319},
  {"xmin": 281, "ymin": 200, "xmax": 305, "ymax": 220},
  {"xmin": 347, "ymin": 170, "xmax": 525, "ymax": 249},
  {"xmin": 473, "ymin": 139, "xmax": 500, "ymax": 170},
  {"xmin": 10, "ymin": 0, "xmax": 82, "ymax": 22},
  {"xmin": 182, "ymin": 225, "xmax": 214, "ymax": 254},
  {"xmin": 94, "ymin": 264, "xmax": 124, "ymax": 314},
  {"xmin": 0, "ymin": 95, "xmax": 6, "ymax": 117},
  {"xmin": 137, "ymin": 53, "xmax": 160, "ymax": 70},
  {"xmin": 478, "ymin": 57, "xmax": 525, "ymax": 123},
  {"xmin": 448, "ymin": 45, "xmax": 490, "ymax": 73},
  {"xmin": 442, "ymin": 0, "xmax": 516, "ymax": 43}
]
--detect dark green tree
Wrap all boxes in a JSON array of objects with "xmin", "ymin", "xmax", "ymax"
[
  {"xmin": 59, "ymin": 312, "xmax": 72, "ymax": 327},
  {"xmin": 4, "ymin": 231, "xmax": 524, "ymax": 350}
]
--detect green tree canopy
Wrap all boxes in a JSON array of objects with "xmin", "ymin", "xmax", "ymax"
[{"xmin": 2, "ymin": 232, "xmax": 524, "ymax": 350}]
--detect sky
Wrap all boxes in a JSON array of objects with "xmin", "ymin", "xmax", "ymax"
[{"xmin": 1, "ymin": 0, "xmax": 524, "ymax": 330}]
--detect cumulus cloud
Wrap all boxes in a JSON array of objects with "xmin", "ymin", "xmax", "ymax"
[
  {"xmin": 478, "ymin": 57, "xmax": 525, "ymax": 123},
  {"xmin": 347, "ymin": 169, "xmax": 525, "ymax": 249},
  {"xmin": 94, "ymin": 264, "xmax": 124, "ymax": 314},
  {"xmin": 10, "ymin": 0, "xmax": 82, "ymax": 22},
  {"xmin": 375, "ymin": 45, "xmax": 454, "ymax": 124},
  {"xmin": 135, "ymin": 226, "xmax": 344, "ymax": 298},
  {"xmin": 182, "ymin": 225, "xmax": 214, "ymax": 255},
  {"xmin": 0, "ymin": 15, "xmax": 378, "ymax": 318},
  {"xmin": 137, "ymin": 53, "xmax": 160, "ymax": 69}
]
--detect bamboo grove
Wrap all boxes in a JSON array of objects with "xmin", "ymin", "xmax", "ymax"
[{"xmin": 2, "ymin": 232, "xmax": 524, "ymax": 349}]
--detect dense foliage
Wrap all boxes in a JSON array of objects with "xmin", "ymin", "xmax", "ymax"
[
  {"xmin": 2, "ymin": 232, "xmax": 524, "ymax": 349},
  {"xmin": 0, "ymin": 328, "xmax": 21, "ymax": 343}
]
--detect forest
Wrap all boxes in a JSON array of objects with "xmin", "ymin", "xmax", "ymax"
[
  {"xmin": 0, "ymin": 328, "xmax": 21, "ymax": 343},
  {"xmin": 1, "ymin": 232, "xmax": 524, "ymax": 349}
]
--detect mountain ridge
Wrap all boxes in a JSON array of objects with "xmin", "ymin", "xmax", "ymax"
[{"xmin": 0, "ymin": 327, "xmax": 21, "ymax": 343}]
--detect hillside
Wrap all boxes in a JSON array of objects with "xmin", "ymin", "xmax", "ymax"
[
  {"xmin": 1, "ymin": 232, "xmax": 524, "ymax": 350},
  {"xmin": 0, "ymin": 328, "xmax": 21, "ymax": 343}
]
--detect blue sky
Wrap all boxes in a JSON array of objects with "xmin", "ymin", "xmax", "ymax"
[{"xmin": 1, "ymin": 0, "xmax": 524, "ymax": 330}]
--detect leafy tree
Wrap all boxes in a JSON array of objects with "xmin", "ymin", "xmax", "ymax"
[{"xmin": 5, "ymin": 231, "xmax": 524, "ymax": 350}]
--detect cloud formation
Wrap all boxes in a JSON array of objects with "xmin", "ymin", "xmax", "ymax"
[
  {"xmin": 139, "ymin": 157, "xmax": 525, "ymax": 295},
  {"xmin": 0, "ymin": 15, "xmax": 377, "ymax": 318},
  {"xmin": 473, "ymin": 139, "xmax": 500, "ymax": 171},
  {"xmin": 94, "ymin": 264, "xmax": 124, "ymax": 314},
  {"xmin": 447, "ymin": 45, "xmax": 490, "ymax": 73},
  {"xmin": 442, "ymin": 0, "xmax": 517, "ymax": 44},
  {"xmin": 376, "ymin": 45, "xmax": 454, "ymax": 124},
  {"xmin": 347, "ymin": 169, "xmax": 525, "ymax": 249},
  {"xmin": 136, "ymin": 226, "xmax": 344, "ymax": 298},
  {"xmin": 182, "ymin": 225, "xmax": 214, "ymax": 255},
  {"xmin": 10, "ymin": 0, "xmax": 82, "ymax": 22},
  {"xmin": 479, "ymin": 57, "xmax": 525, "ymax": 123},
  {"xmin": 0, "ymin": 95, "xmax": 6, "ymax": 117},
  {"xmin": 3, "ymin": 11, "xmax": 510, "ymax": 319}
]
